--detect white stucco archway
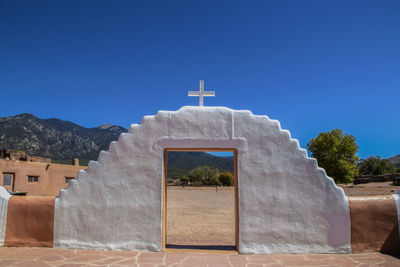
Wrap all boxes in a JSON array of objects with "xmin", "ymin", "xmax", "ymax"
[{"xmin": 54, "ymin": 106, "xmax": 351, "ymax": 254}]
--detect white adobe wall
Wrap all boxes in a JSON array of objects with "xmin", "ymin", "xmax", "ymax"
[
  {"xmin": 393, "ymin": 194, "xmax": 400, "ymax": 239},
  {"xmin": 0, "ymin": 187, "xmax": 11, "ymax": 246},
  {"xmin": 54, "ymin": 106, "xmax": 351, "ymax": 253}
]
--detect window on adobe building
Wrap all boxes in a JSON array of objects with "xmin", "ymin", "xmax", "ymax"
[
  {"xmin": 65, "ymin": 177, "xmax": 74, "ymax": 183},
  {"xmin": 3, "ymin": 173, "xmax": 14, "ymax": 186},
  {"xmin": 28, "ymin": 176, "xmax": 39, "ymax": 182}
]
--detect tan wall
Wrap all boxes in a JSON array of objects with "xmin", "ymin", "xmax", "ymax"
[
  {"xmin": 349, "ymin": 196, "xmax": 400, "ymax": 254},
  {"xmin": 0, "ymin": 159, "xmax": 86, "ymax": 196},
  {"xmin": 4, "ymin": 196, "xmax": 55, "ymax": 247}
]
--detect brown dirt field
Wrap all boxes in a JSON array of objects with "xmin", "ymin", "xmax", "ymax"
[
  {"xmin": 166, "ymin": 186, "xmax": 235, "ymax": 246},
  {"xmin": 166, "ymin": 182, "xmax": 400, "ymax": 246},
  {"xmin": 338, "ymin": 181, "xmax": 400, "ymax": 196}
]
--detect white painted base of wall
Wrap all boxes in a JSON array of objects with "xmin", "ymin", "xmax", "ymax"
[
  {"xmin": 392, "ymin": 193, "xmax": 400, "ymax": 240},
  {"xmin": 0, "ymin": 187, "xmax": 11, "ymax": 246}
]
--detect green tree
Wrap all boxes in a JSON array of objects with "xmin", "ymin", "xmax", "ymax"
[
  {"xmin": 307, "ymin": 129, "xmax": 359, "ymax": 184},
  {"xmin": 218, "ymin": 172, "xmax": 234, "ymax": 186},
  {"xmin": 358, "ymin": 156, "xmax": 395, "ymax": 175},
  {"xmin": 188, "ymin": 165, "xmax": 219, "ymax": 185}
]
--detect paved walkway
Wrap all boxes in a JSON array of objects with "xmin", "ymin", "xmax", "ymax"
[{"xmin": 0, "ymin": 247, "xmax": 399, "ymax": 267}]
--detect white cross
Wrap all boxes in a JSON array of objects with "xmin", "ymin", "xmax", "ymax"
[{"xmin": 188, "ymin": 80, "xmax": 215, "ymax": 106}]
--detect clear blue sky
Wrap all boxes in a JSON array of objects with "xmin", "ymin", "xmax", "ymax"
[{"xmin": 0, "ymin": 0, "xmax": 399, "ymax": 159}]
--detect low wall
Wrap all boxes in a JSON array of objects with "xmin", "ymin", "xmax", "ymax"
[
  {"xmin": 349, "ymin": 196, "xmax": 400, "ymax": 254},
  {"xmin": 0, "ymin": 187, "xmax": 399, "ymax": 253},
  {"xmin": 1, "ymin": 193, "xmax": 55, "ymax": 247}
]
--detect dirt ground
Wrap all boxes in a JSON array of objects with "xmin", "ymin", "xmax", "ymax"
[
  {"xmin": 166, "ymin": 186, "xmax": 235, "ymax": 247},
  {"xmin": 338, "ymin": 181, "xmax": 400, "ymax": 196},
  {"xmin": 166, "ymin": 182, "xmax": 400, "ymax": 246}
]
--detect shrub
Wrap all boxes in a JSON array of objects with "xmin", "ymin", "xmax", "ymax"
[
  {"xmin": 209, "ymin": 176, "xmax": 220, "ymax": 185},
  {"xmin": 188, "ymin": 165, "xmax": 219, "ymax": 185},
  {"xmin": 180, "ymin": 175, "xmax": 190, "ymax": 185},
  {"xmin": 218, "ymin": 172, "xmax": 234, "ymax": 186}
]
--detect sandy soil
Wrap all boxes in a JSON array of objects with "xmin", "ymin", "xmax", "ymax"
[
  {"xmin": 338, "ymin": 181, "xmax": 400, "ymax": 196},
  {"xmin": 166, "ymin": 186, "xmax": 235, "ymax": 246},
  {"xmin": 166, "ymin": 182, "xmax": 400, "ymax": 246}
]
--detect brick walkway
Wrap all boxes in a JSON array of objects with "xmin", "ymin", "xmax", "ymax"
[{"xmin": 0, "ymin": 247, "xmax": 399, "ymax": 267}]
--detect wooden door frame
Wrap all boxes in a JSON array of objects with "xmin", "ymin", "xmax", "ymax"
[{"xmin": 162, "ymin": 148, "xmax": 239, "ymax": 253}]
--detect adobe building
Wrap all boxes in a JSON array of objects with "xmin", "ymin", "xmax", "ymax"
[{"xmin": 0, "ymin": 150, "xmax": 86, "ymax": 196}]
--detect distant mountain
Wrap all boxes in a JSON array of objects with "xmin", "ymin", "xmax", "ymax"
[
  {"xmin": 97, "ymin": 124, "xmax": 126, "ymax": 133},
  {"xmin": 0, "ymin": 113, "xmax": 127, "ymax": 162},
  {"xmin": 167, "ymin": 151, "xmax": 234, "ymax": 179},
  {"xmin": 388, "ymin": 154, "xmax": 400, "ymax": 168}
]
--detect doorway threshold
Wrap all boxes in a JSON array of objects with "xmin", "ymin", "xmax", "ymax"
[{"xmin": 165, "ymin": 244, "xmax": 237, "ymax": 254}]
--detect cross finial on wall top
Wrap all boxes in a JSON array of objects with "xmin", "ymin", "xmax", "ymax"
[{"xmin": 188, "ymin": 80, "xmax": 215, "ymax": 106}]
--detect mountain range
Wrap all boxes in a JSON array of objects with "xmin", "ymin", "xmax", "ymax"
[{"xmin": 0, "ymin": 113, "xmax": 127, "ymax": 164}]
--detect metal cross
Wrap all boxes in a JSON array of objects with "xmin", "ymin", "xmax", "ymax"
[{"xmin": 188, "ymin": 80, "xmax": 215, "ymax": 106}]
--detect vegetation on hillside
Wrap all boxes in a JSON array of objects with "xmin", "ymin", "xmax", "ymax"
[
  {"xmin": 168, "ymin": 165, "xmax": 234, "ymax": 186},
  {"xmin": 166, "ymin": 152, "xmax": 233, "ymax": 179}
]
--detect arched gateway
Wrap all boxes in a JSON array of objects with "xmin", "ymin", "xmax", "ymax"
[{"xmin": 54, "ymin": 106, "xmax": 351, "ymax": 254}]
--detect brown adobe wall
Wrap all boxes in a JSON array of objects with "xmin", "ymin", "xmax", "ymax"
[
  {"xmin": 46, "ymin": 164, "xmax": 86, "ymax": 196},
  {"xmin": 349, "ymin": 195, "xmax": 400, "ymax": 254},
  {"xmin": 0, "ymin": 159, "xmax": 86, "ymax": 196},
  {"xmin": 4, "ymin": 196, "xmax": 55, "ymax": 247}
]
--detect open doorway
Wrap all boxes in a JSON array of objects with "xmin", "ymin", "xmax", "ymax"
[{"xmin": 163, "ymin": 149, "xmax": 238, "ymax": 252}]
